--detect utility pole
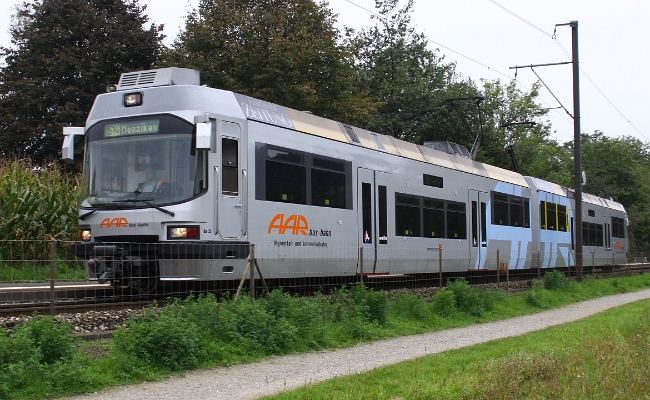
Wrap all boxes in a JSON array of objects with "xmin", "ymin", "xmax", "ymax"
[{"xmin": 510, "ymin": 20, "xmax": 583, "ymax": 278}]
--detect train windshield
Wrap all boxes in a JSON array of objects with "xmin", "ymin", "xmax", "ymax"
[{"xmin": 80, "ymin": 115, "xmax": 208, "ymax": 208}]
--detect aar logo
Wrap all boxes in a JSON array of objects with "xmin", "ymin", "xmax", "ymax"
[
  {"xmin": 267, "ymin": 214, "xmax": 309, "ymax": 235},
  {"xmin": 99, "ymin": 217, "xmax": 128, "ymax": 228}
]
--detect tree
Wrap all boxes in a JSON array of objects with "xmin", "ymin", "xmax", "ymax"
[
  {"xmin": 578, "ymin": 132, "xmax": 650, "ymax": 252},
  {"xmin": 477, "ymin": 79, "xmax": 571, "ymax": 185},
  {"xmin": 164, "ymin": 0, "xmax": 373, "ymax": 125},
  {"xmin": 0, "ymin": 0, "xmax": 164, "ymax": 164},
  {"xmin": 348, "ymin": 0, "xmax": 479, "ymax": 144}
]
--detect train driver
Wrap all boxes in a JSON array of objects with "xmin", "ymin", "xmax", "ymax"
[{"xmin": 135, "ymin": 166, "xmax": 166, "ymax": 193}]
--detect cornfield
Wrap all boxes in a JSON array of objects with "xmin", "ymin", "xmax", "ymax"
[{"xmin": 0, "ymin": 157, "xmax": 80, "ymax": 261}]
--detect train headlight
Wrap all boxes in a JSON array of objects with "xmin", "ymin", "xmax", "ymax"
[
  {"xmin": 79, "ymin": 229, "xmax": 91, "ymax": 241},
  {"xmin": 123, "ymin": 92, "xmax": 143, "ymax": 107},
  {"xmin": 168, "ymin": 226, "xmax": 200, "ymax": 240}
]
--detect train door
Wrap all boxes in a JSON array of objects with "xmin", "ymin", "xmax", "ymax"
[
  {"xmin": 217, "ymin": 121, "xmax": 244, "ymax": 239},
  {"xmin": 469, "ymin": 189, "xmax": 488, "ymax": 269},
  {"xmin": 357, "ymin": 168, "xmax": 390, "ymax": 274}
]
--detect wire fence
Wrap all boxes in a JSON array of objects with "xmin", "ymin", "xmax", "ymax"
[{"xmin": 0, "ymin": 239, "xmax": 645, "ymax": 317}]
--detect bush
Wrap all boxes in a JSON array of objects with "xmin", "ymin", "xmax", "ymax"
[
  {"xmin": 447, "ymin": 278, "xmax": 485, "ymax": 316},
  {"xmin": 392, "ymin": 292, "xmax": 431, "ymax": 321},
  {"xmin": 543, "ymin": 270, "xmax": 571, "ymax": 291},
  {"xmin": 432, "ymin": 288, "xmax": 456, "ymax": 317},
  {"xmin": 349, "ymin": 283, "xmax": 389, "ymax": 325},
  {"xmin": 524, "ymin": 280, "xmax": 554, "ymax": 308},
  {"xmin": 112, "ymin": 308, "xmax": 207, "ymax": 371},
  {"xmin": 215, "ymin": 295, "xmax": 299, "ymax": 355}
]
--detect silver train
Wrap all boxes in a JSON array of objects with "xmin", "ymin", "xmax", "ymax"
[{"xmin": 63, "ymin": 67, "xmax": 628, "ymax": 293}]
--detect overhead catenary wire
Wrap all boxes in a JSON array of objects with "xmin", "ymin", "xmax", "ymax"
[{"xmin": 489, "ymin": 0, "xmax": 647, "ymax": 142}]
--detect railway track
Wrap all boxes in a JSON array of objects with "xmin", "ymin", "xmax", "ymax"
[{"xmin": 0, "ymin": 264, "xmax": 646, "ymax": 319}]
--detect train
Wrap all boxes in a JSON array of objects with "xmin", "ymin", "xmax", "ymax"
[{"xmin": 62, "ymin": 67, "xmax": 628, "ymax": 293}]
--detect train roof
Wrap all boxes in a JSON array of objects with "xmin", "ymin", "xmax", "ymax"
[
  {"xmin": 232, "ymin": 92, "xmax": 529, "ymax": 187},
  {"xmin": 525, "ymin": 176, "xmax": 625, "ymax": 212}
]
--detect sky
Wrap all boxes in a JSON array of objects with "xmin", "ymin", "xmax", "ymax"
[{"xmin": 0, "ymin": 0, "xmax": 647, "ymax": 145}]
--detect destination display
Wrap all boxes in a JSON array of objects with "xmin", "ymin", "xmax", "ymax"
[{"xmin": 104, "ymin": 120, "xmax": 160, "ymax": 137}]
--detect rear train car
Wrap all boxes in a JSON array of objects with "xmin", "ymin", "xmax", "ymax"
[{"xmin": 62, "ymin": 68, "xmax": 628, "ymax": 292}]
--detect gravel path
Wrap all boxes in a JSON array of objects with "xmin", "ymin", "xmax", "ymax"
[{"xmin": 67, "ymin": 288, "xmax": 650, "ymax": 400}]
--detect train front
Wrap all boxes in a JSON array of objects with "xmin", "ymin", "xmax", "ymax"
[{"xmin": 63, "ymin": 68, "xmax": 248, "ymax": 293}]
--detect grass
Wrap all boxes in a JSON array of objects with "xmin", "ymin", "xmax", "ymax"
[
  {"xmin": 1, "ymin": 272, "xmax": 649, "ymax": 399},
  {"xmin": 267, "ymin": 299, "xmax": 650, "ymax": 399},
  {"xmin": 0, "ymin": 260, "xmax": 87, "ymax": 282}
]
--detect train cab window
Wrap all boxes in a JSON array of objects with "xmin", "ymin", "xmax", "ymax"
[
  {"xmin": 265, "ymin": 147, "xmax": 306, "ymax": 204},
  {"xmin": 221, "ymin": 138, "xmax": 238, "ymax": 195},
  {"xmin": 311, "ymin": 157, "xmax": 346, "ymax": 208},
  {"xmin": 423, "ymin": 174, "xmax": 443, "ymax": 188}
]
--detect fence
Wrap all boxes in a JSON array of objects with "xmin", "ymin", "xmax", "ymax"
[{"xmin": 0, "ymin": 239, "xmax": 645, "ymax": 317}]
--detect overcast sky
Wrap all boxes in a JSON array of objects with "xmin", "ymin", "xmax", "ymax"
[{"xmin": 1, "ymin": 0, "xmax": 647, "ymax": 145}]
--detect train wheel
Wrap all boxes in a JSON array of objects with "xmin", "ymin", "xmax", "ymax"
[{"xmin": 129, "ymin": 263, "xmax": 159, "ymax": 294}]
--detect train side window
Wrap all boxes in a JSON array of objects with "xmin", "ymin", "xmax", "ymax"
[
  {"xmin": 492, "ymin": 192, "xmax": 529, "ymax": 228},
  {"xmin": 361, "ymin": 183, "xmax": 372, "ymax": 243},
  {"xmin": 395, "ymin": 193, "xmax": 420, "ymax": 237},
  {"xmin": 424, "ymin": 198, "xmax": 445, "ymax": 238},
  {"xmin": 540, "ymin": 201, "xmax": 547, "ymax": 229},
  {"xmin": 221, "ymin": 138, "xmax": 238, "ymax": 195},
  {"xmin": 546, "ymin": 202, "xmax": 556, "ymax": 230},
  {"xmin": 583, "ymin": 222, "xmax": 603, "ymax": 246},
  {"xmin": 480, "ymin": 202, "xmax": 487, "ymax": 246},
  {"xmin": 423, "ymin": 174, "xmax": 443, "ymax": 188},
  {"xmin": 492, "ymin": 192, "xmax": 509, "ymax": 225},
  {"xmin": 588, "ymin": 209, "xmax": 596, "ymax": 217},
  {"xmin": 557, "ymin": 205, "xmax": 568, "ymax": 232},
  {"xmin": 509, "ymin": 196, "xmax": 523, "ymax": 227},
  {"xmin": 612, "ymin": 216, "xmax": 626, "ymax": 238},
  {"xmin": 378, "ymin": 186, "xmax": 388, "ymax": 244},
  {"xmin": 446, "ymin": 201, "xmax": 467, "ymax": 239},
  {"xmin": 265, "ymin": 147, "xmax": 306, "ymax": 204},
  {"xmin": 471, "ymin": 201, "xmax": 478, "ymax": 246},
  {"xmin": 311, "ymin": 157, "xmax": 346, "ymax": 208}
]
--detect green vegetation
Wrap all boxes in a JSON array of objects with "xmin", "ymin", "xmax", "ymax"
[
  {"xmin": 0, "ymin": 274, "xmax": 649, "ymax": 399},
  {"xmin": 268, "ymin": 298, "xmax": 650, "ymax": 400},
  {"xmin": 0, "ymin": 158, "xmax": 83, "ymax": 279}
]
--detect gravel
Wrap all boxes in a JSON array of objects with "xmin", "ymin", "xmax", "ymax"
[{"xmin": 64, "ymin": 288, "xmax": 650, "ymax": 400}]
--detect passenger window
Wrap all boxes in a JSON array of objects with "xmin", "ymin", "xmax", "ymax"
[
  {"xmin": 311, "ymin": 157, "xmax": 346, "ymax": 209},
  {"xmin": 221, "ymin": 138, "xmax": 238, "ymax": 195},
  {"xmin": 266, "ymin": 148, "xmax": 306, "ymax": 204}
]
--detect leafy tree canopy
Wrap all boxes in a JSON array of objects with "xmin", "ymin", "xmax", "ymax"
[
  {"xmin": 164, "ymin": 0, "xmax": 374, "ymax": 125},
  {"xmin": 0, "ymin": 0, "xmax": 164, "ymax": 164},
  {"xmin": 348, "ymin": 0, "xmax": 480, "ymax": 145}
]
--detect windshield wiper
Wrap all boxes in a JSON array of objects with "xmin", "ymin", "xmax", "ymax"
[
  {"xmin": 79, "ymin": 203, "xmax": 120, "ymax": 220},
  {"xmin": 114, "ymin": 198, "xmax": 175, "ymax": 217}
]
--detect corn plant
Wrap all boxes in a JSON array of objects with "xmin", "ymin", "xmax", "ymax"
[{"xmin": 0, "ymin": 157, "xmax": 80, "ymax": 263}]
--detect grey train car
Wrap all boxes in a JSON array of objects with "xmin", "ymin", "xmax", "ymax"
[{"xmin": 63, "ymin": 68, "xmax": 628, "ymax": 292}]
